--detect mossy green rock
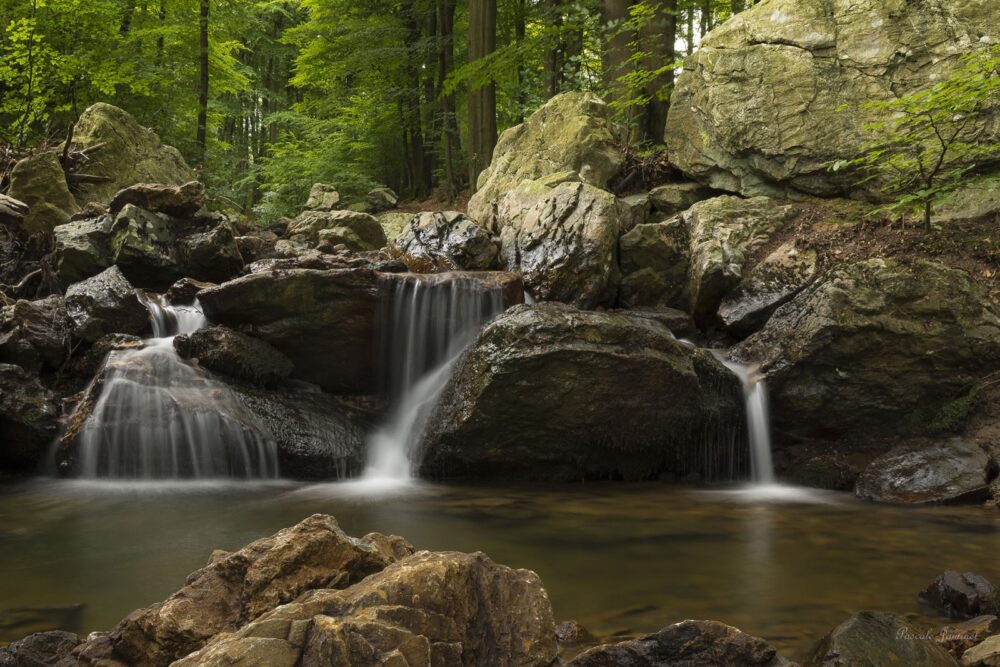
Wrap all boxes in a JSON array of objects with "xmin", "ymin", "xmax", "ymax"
[
  {"xmin": 8, "ymin": 152, "xmax": 80, "ymax": 234},
  {"xmin": 468, "ymin": 92, "xmax": 622, "ymax": 228},
  {"xmin": 666, "ymin": 0, "xmax": 998, "ymax": 197},
  {"xmin": 110, "ymin": 204, "xmax": 182, "ymax": 287},
  {"xmin": 69, "ymin": 103, "xmax": 195, "ymax": 205},
  {"xmin": 417, "ymin": 303, "xmax": 744, "ymax": 481},
  {"xmin": 288, "ymin": 210, "xmax": 386, "ymax": 250},
  {"xmin": 733, "ymin": 258, "xmax": 1000, "ymax": 439}
]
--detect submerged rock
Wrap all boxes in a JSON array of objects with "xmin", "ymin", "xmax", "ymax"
[
  {"xmin": 174, "ymin": 325, "xmax": 294, "ymax": 387},
  {"xmin": 394, "ymin": 211, "xmax": 498, "ymax": 271},
  {"xmin": 856, "ymin": 439, "xmax": 997, "ymax": 505},
  {"xmin": 109, "ymin": 181, "xmax": 207, "ymax": 218},
  {"xmin": 64, "ymin": 266, "xmax": 149, "ymax": 343},
  {"xmin": 810, "ymin": 611, "xmax": 959, "ymax": 667},
  {"xmin": 469, "ymin": 92, "xmax": 622, "ymax": 228},
  {"xmin": 666, "ymin": 0, "xmax": 997, "ymax": 198},
  {"xmin": 417, "ymin": 303, "xmax": 743, "ymax": 481},
  {"xmin": 173, "ymin": 549, "xmax": 557, "ymax": 667},
  {"xmin": 920, "ymin": 572, "xmax": 1000, "ymax": 620},
  {"xmin": 78, "ymin": 514, "xmax": 412, "ymax": 667},
  {"xmin": 734, "ymin": 259, "xmax": 1000, "ymax": 440},
  {"xmin": 8, "ymin": 152, "xmax": 79, "ymax": 234},
  {"xmin": 0, "ymin": 364, "xmax": 60, "ymax": 473},
  {"xmin": 567, "ymin": 620, "xmax": 791, "ymax": 666}
]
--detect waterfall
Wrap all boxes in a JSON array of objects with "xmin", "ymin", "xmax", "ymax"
[
  {"xmin": 364, "ymin": 274, "xmax": 506, "ymax": 481},
  {"xmin": 721, "ymin": 360, "xmax": 776, "ymax": 484},
  {"xmin": 72, "ymin": 295, "xmax": 279, "ymax": 480}
]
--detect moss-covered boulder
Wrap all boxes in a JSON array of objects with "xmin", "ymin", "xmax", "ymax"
[
  {"xmin": 468, "ymin": 92, "xmax": 622, "ymax": 228},
  {"xmin": 8, "ymin": 152, "xmax": 80, "ymax": 234},
  {"xmin": 666, "ymin": 0, "xmax": 998, "ymax": 198},
  {"xmin": 288, "ymin": 210, "xmax": 387, "ymax": 250},
  {"xmin": 733, "ymin": 259, "xmax": 1000, "ymax": 440},
  {"xmin": 68, "ymin": 103, "xmax": 195, "ymax": 205},
  {"xmin": 416, "ymin": 303, "xmax": 744, "ymax": 481}
]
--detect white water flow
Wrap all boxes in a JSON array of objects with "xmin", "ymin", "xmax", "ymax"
[
  {"xmin": 74, "ymin": 295, "xmax": 279, "ymax": 479},
  {"xmin": 364, "ymin": 275, "xmax": 505, "ymax": 481},
  {"xmin": 721, "ymin": 360, "xmax": 776, "ymax": 484}
]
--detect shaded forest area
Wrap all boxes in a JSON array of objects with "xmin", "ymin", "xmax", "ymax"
[{"xmin": 0, "ymin": 0, "xmax": 759, "ymax": 221}]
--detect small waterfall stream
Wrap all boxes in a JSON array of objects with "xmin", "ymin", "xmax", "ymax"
[
  {"xmin": 722, "ymin": 361, "xmax": 776, "ymax": 484},
  {"xmin": 73, "ymin": 295, "xmax": 279, "ymax": 479},
  {"xmin": 364, "ymin": 274, "xmax": 506, "ymax": 481}
]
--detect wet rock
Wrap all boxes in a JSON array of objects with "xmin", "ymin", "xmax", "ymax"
[
  {"xmin": 235, "ymin": 231, "xmax": 278, "ymax": 263},
  {"xmin": 963, "ymin": 635, "xmax": 1000, "ymax": 666},
  {"xmin": 614, "ymin": 306, "xmax": 696, "ymax": 339},
  {"xmin": 686, "ymin": 196, "xmax": 799, "ymax": 324},
  {"xmin": 733, "ymin": 259, "xmax": 1000, "ymax": 440},
  {"xmin": 617, "ymin": 217, "xmax": 690, "ymax": 309},
  {"xmin": 0, "ymin": 630, "xmax": 79, "ymax": 667},
  {"xmin": 0, "ymin": 194, "xmax": 28, "ymax": 230},
  {"xmin": 8, "ymin": 152, "xmax": 80, "ymax": 235},
  {"xmin": 68, "ymin": 103, "xmax": 195, "ymax": 205},
  {"xmin": 556, "ymin": 621, "xmax": 596, "ymax": 647},
  {"xmin": 469, "ymin": 92, "xmax": 622, "ymax": 228},
  {"xmin": 857, "ymin": 439, "xmax": 997, "ymax": 505},
  {"xmin": 164, "ymin": 277, "xmax": 216, "ymax": 304},
  {"xmin": 304, "ymin": 183, "xmax": 341, "ymax": 211},
  {"xmin": 110, "ymin": 204, "xmax": 182, "ymax": 287},
  {"xmin": 64, "ymin": 266, "xmax": 149, "ymax": 343},
  {"xmin": 0, "ymin": 296, "xmax": 70, "ymax": 372},
  {"xmin": 179, "ymin": 220, "xmax": 245, "ymax": 283},
  {"xmin": 52, "ymin": 215, "xmax": 114, "ymax": 286},
  {"xmin": 108, "ymin": 182, "xmax": 206, "ymax": 218},
  {"xmin": 78, "ymin": 514, "xmax": 413, "ymax": 667},
  {"xmin": 666, "ymin": 0, "xmax": 997, "ymax": 198},
  {"xmin": 366, "ymin": 186, "xmax": 398, "ymax": 212},
  {"xmin": 174, "ymin": 550, "xmax": 557, "ymax": 667},
  {"xmin": 567, "ymin": 620, "xmax": 790, "ymax": 667},
  {"xmin": 810, "ymin": 611, "xmax": 959, "ymax": 667},
  {"xmin": 500, "ymin": 181, "xmax": 621, "ymax": 308},
  {"xmin": 719, "ymin": 241, "xmax": 818, "ymax": 337},
  {"xmin": 0, "ymin": 364, "xmax": 60, "ymax": 473},
  {"xmin": 62, "ymin": 333, "xmax": 144, "ymax": 383},
  {"xmin": 288, "ymin": 210, "xmax": 387, "ymax": 251},
  {"xmin": 174, "ymin": 325, "xmax": 294, "ymax": 387},
  {"xmin": 198, "ymin": 268, "xmax": 379, "ymax": 394},
  {"xmin": 417, "ymin": 303, "xmax": 743, "ymax": 481},
  {"xmin": 616, "ymin": 193, "xmax": 651, "ymax": 232},
  {"xmin": 649, "ymin": 182, "xmax": 715, "ymax": 216},
  {"xmin": 920, "ymin": 572, "xmax": 1000, "ymax": 620},
  {"xmin": 936, "ymin": 616, "xmax": 1000, "ymax": 658},
  {"xmin": 393, "ymin": 211, "xmax": 498, "ymax": 271}
]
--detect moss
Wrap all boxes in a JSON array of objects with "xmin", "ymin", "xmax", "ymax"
[{"xmin": 928, "ymin": 385, "xmax": 982, "ymax": 435}]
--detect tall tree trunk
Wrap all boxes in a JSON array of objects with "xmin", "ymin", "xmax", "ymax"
[
  {"xmin": 514, "ymin": 0, "xmax": 527, "ymax": 122},
  {"xmin": 155, "ymin": 0, "xmax": 166, "ymax": 66},
  {"xmin": 686, "ymin": 4, "xmax": 694, "ymax": 54},
  {"xmin": 437, "ymin": 0, "xmax": 460, "ymax": 199},
  {"xmin": 467, "ymin": 0, "xmax": 497, "ymax": 190},
  {"xmin": 601, "ymin": 0, "xmax": 633, "ymax": 109},
  {"xmin": 196, "ymin": 0, "xmax": 209, "ymax": 166},
  {"xmin": 700, "ymin": 0, "xmax": 712, "ymax": 37},
  {"xmin": 640, "ymin": 0, "xmax": 676, "ymax": 144},
  {"xmin": 402, "ymin": 0, "xmax": 428, "ymax": 197},
  {"xmin": 544, "ymin": 0, "xmax": 564, "ymax": 99}
]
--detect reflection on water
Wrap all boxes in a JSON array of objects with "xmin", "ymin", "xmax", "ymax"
[{"xmin": 1, "ymin": 480, "xmax": 998, "ymax": 659}]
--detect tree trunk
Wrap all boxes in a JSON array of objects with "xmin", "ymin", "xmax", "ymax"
[
  {"xmin": 640, "ymin": 0, "xmax": 676, "ymax": 144},
  {"xmin": 514, "ymin": 0, "xmax": 527, "ymax": 122},
  {"xmin": 467, "ymin": 0, "xmax": 497, "ymax": 190},
  {"xmin": 544, "ymin": 0, "xmax": 564, "ymax": 99},
  {"xmin": 437, "ymin": 0, "xmax": 461, "ymax": 199},
  {"xmin": 196, "ymin": 0, "xmax": 209, "ymax": 166},
  {"xmin": 402, "ymin": 0, "xmax": 428, "ymax": 197},
  {"xmin": 700, "ymin": 0, "xmax": 712, "ymax": 37}
]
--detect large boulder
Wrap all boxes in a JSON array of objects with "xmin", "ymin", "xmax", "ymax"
[
  {"xmin": 366, "ymin": 186, "xmax": 398, "ymax": 213},
  {"xmin": 173, "ymin": 325, "xmax": 294, "ymax": 387},
  {"xmin": 920, "ymin": 571, "xmax": 1000, "ymax": 620},
  {"xmin": 499, "ymin": 181, "xmax": 621, "ymax": 308},
  {"xmin": 393, "ymin": 211, "xmax": 498, "ymax": 271},
  {"xmin": 417, "ymin": 303, "xmax": 744, "ymax": 481},
  {"xmin": 566, "ymin": 620, "xmax": 791, "ymax": 667},
  {"xmin": 288, "ymin": 210, "xmax": 387, "ymax": 251},
  {"xmin": 78, "ymin": 514, "xmax": 413, "ymax": 667},
  {"xmin": 0, "ymin": 364, "xmax": 60, "ymax": 473},
  {"xmin": 64, "ymin": 266, "xmax": 149, "ymax": 343},
  {"xmin": 469, "ymin": 92, "xmax": 622, "ymax": 228},
  {"xmin": 809, "ymin": 611, "xmax": 959, "ymax": 667},
  {"xmin": 68, "ymin": 103, "xmax": 195, "ymax": 205},
  {"xmin": 304, "ymin": 183, "xmax": 341, "ymax": 211},
  {"xmin": 733, "ymin": 259, "xmax": 1000, "ymax": 440},
  {"xmin": 666, "ymin": 0, "xmax": 998, "ymax": 198},
  {"xmin": 856, "ymin": 439, "xmax": 998, "ymax": 505},
  {"xmin": 109, "ymin": 181, "xmax": 207, "ymax": 218},
  {"xmin": 197, "ymin": 268, "xmax": 379, "ymax": 394},
  {"xmin": 0, "ymin": 296, "xmax": 70, "ymax": 372},
  {"xmin": 179, "ymin": 220, "xmax": 245, "ymax": 283},
  {"xmin": 51, "ymin": 215, "xmax": 114, "ymax": 285},
  {"xmin": 173, "ymin": 550, "xmax": 557, "ymax": 667},
  {"xmin": 8, "ymin": 152, "xmax": 79, "ymax": 234},
  {"xmin": 110, "ymin": 204, "xmax": 183, "ymax": 286}
]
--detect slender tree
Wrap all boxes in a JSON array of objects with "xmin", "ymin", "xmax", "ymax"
[
  {"xmin": 196, "ymin": 0, "xmax": 210, "ymax": 165},
  {"xmin": 468, "ymin": 0, "xmax": 498, "ymax": 189}
]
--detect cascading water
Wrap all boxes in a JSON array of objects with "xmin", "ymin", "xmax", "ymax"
[
  {"xmin": 722, "ymin": 361, "xmax": 776, "ymax": 484},
  {"xmin": 364, "ymin": 274, "xmax": 506, "ymax": 481},
  {"xmin": 72, "ymin": 295, "xmax": 279, "ymax": 479}
]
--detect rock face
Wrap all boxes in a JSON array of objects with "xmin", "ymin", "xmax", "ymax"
[
  {"xmin": 288, "ymin": 210, "xmax": 387, "ymax": 251},
  {"xmin": 649, "ymin": 182, "xmax": 716, "ymax": 216},
  {"xmin": 52, "ymin": 215, "xmax": 114, "ymax": 285},
  {"xmin": 198, "ymin": 269, "xmax": 379, "ymax": 394},
  {"xmin": 666, "ymin": 0, "xmax": 997, "ymax": 198},
  {"xmin": 64, "ymin": 266, "xmax": 149, "ymax": 343},
  {"xmin": 81, "ymin": 514, "xmax": 413, "ymax": 667},
  {"xmin": 394, "ymin": 211, "xmax": 498, "ymax": 271},
  {"xmin": 109, "ymin": 181, "xmax": 207, "ymax": 218},
  {"xmin": 0, "ymin": 364, "xmax": 60, "ymax": 473},
  {"xmin": 174, "ymin": 325, "xmax": 294, "ymax": 387},
  {"xmin": 469, "ymin": 92, "xmax": 622, "ymax": 228},
  {"xmin": 417, "ymin": 303, "xmax": 744, "ymax": 481},
  {"xmin": 856, "ymin": 439, "xmax": 997, "ymax": 505},
  {"xmin": 8, "ymin": 152, "xmax": 80, "ymax": 234},
  {"xmin": 733, "ymin": 259, "xmax": 1000, "ymax": 440},
  {"xmin": 0, "ymin": 296, "xmax": 70, "ymax": 372},
  {"xmin": 920, "ymin": 572, "xmax": 1000, "ymax": 620},
  {"xmin": 173, "ymin": 550, "xmax": 558, "ymax": 667},
  {"xmin": 499, "ymin": 182, "xmax": 621, "ymax": 308},
  {"xmin": 69, "ymin": 103, "xmax": 195, "ymax": 205},
  {"xmin": 617, "ymin": 217, "xmax": 690, "ymax": 309},
  {"xmin": 809, "ymin": 611, "xmax": 959, "ymax": 667},
  {"xmin": 566, "ymin": 620, "xmax": 790, "ymax": 667}
]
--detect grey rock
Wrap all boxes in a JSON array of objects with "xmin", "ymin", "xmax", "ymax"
[
  {"xmin": 394, "ymin": 211, "xmax": 498, "ymax": 271},
  {"xmin": 920, "ymin": 571, "xmax": 1000, "ymax": 620},
  {"xmin": 809, "ymin": 611, "xmax": 959, "ymax": 667},
  {"xmin": 64, "ymin": 266, "xmax": 149, "ymax": 342}
]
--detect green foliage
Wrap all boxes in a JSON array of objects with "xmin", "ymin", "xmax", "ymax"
[
  {"xmin": 928, "ymin": 385, "xmax": 982, "ymax": 435},
  {"xmin": 833, "ymin": 45, "xmax": 1000, "ymax": 231}
]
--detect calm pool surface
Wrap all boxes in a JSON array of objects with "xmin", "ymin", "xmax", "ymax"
[{"xmin": 2, "ymin": 479, "xmax": 998, "ymax": 660}]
